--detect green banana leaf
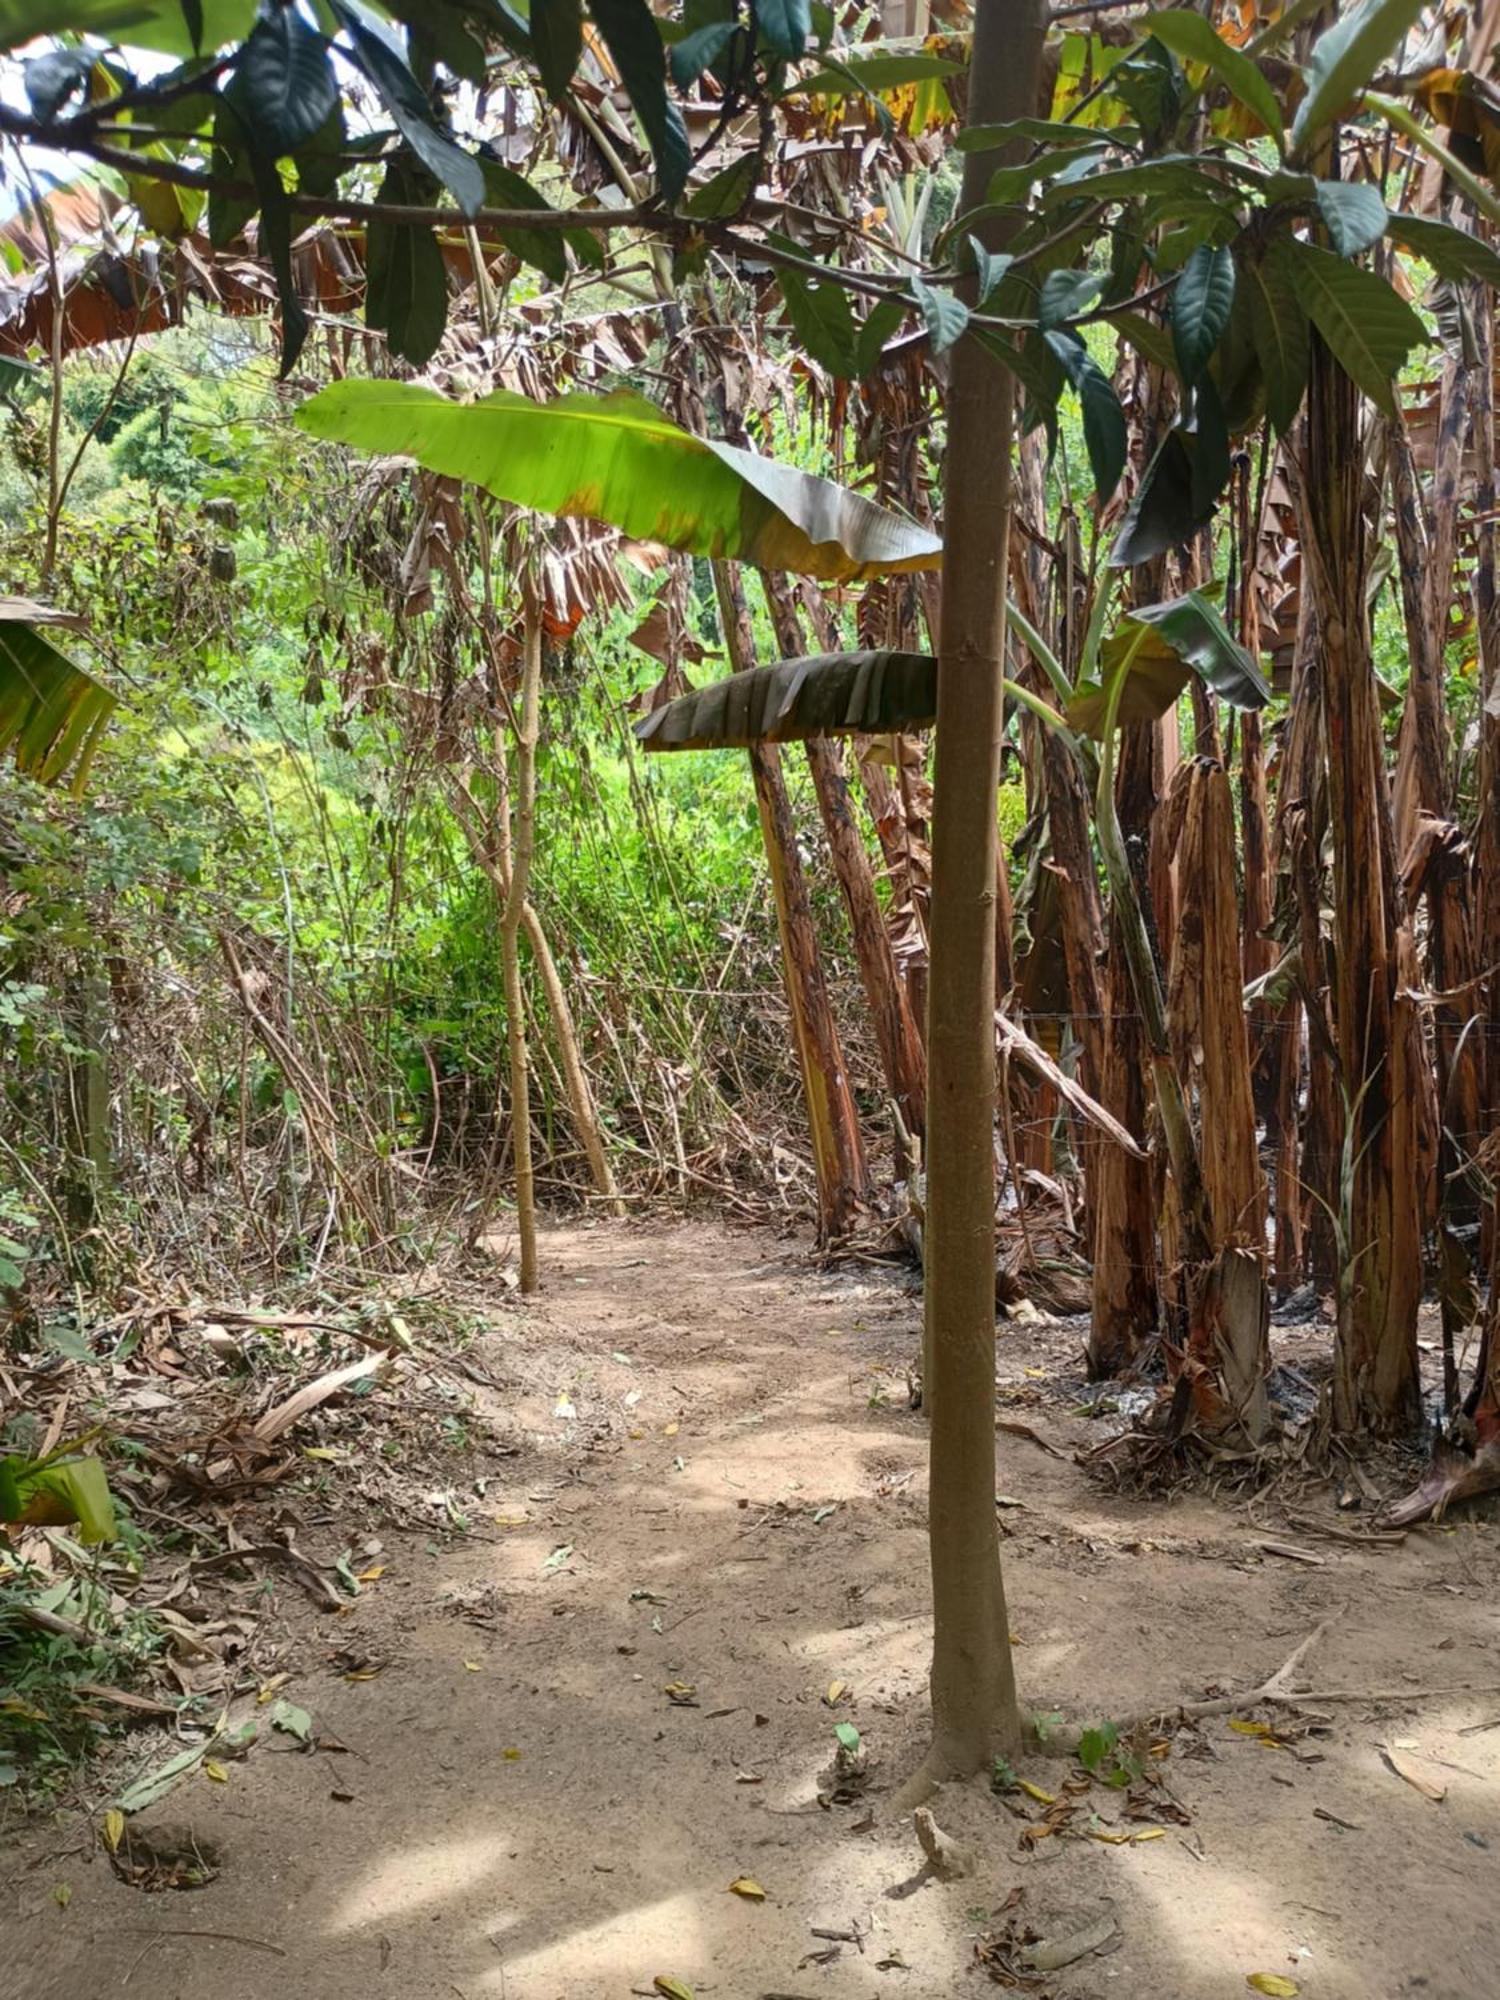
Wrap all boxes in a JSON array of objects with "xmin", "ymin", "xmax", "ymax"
[
  {"xmin": 1066, "ymin": 590, "xmax": 1269, "ymax": 738},
  {"xmin": 636, "ymin": 650, "xmax": 937, "ymax": 749},
  {"xmin": 0, "ymin": 600, "xmax": 118, "ymax": 790},
  {"xmin": 0, "ymin": 0, "xmax": 256, "ymax": 53},
  {"xmin": 0, "ymin": 1449, "xmax": 116, "ymax": 1543},
  {"xmin": 296, "ymin": 383, "xmax": 944, "ymax": 583}
]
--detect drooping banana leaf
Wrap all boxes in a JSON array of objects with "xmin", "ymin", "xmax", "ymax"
[
  {"xmin": 0, "ymin": 1449, "xmax": 116, "ymax": 1543},
  {"xmin": 0, "ymin": 0, "xmax": 256, "ymax": 54},
  {"xmin": 1066, "ymin": 590, "xmax": 1269, "ymax": 738},
  {"xmin": 296, "ymin": 383, "xmax": 944, "ymax": 583},
  {"xmin": 0, "ymin": 600, "xmax": 118, "ymax": 790},
  {"xmin": 636, "ymin": 650, "xmax": 938, "ymax": 750}
]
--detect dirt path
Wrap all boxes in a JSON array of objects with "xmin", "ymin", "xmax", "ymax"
[{"xmin": 7, "ymin": 1216, "xmax": 1500, "ymax": 1999}]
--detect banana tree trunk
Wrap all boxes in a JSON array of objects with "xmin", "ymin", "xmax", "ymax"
[
  {"xmin": 1296, "ymin": 335, "xmax": 1422, "ymax": 1431},
  {"xmin": 712, "ymin": 564, "xmax": 870, "ymax": 1244},
  {"xmin": 761, "ymin": 573, "xmax": 927, "ymax": 1163}
]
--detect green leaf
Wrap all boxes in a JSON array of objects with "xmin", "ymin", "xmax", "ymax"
[
  {"xmin": 774, "ymin": 248, "xmax": 859, "ymax": 377},
  {"xmin": 1111, "ymin": 309, "xmax": 1177, "ymax": 376},
  {"xmin": 240, "ymin": 6, "xmax": 337, "ymax": 155},
  {"xmin": 0, "ymin": 601, "xmax": 117, "ymax": 790},
  {"xmin": 975, "ymin": 328, "xmax": 1063, "ymax": 447},
  {"xmin": 1109, "ymin": 428, "xmax": 1216, "ymax": 567},
  {"xmin": 794, "ymin": 51, "xmax": 961, "ymax": 97},
  {"xmin": 269, "ymin": 1697, "xmax": 314, "ymax": 1743},
  {"xmin": 670, "ymin": 18, "xmax": 737, "ymax": 88},
  {"xmin": 1110, "ymin": 36, "xmax": 1187, "ymax": 144},
  {"xmin": 756, "ymin": 0, "xmax": 809, "ymax": 61},
  {"xmin": 0, "ymin": 1450, "xmax": 116, "ymax": 1541},
  {"xmin": 1039, "ymin": 153, "xmax": 1236, "ymax": 210},
  {"xmin": 532, "ymin": 0, "xmax": 582, "ymax": 100},
  {"xmin": 296, "ymin": 383, "xmax": 944, "ymax": 581},
  {"xmin": 855, "ymin": 297, "xmax": 905, "ymax": 376},
  {"xmin": 365, "ymin": 164, "xmax": 448, "ymax": 366},
  {"xmin": 479, "ymin": 158, "xmax": 567, "ymax": 280},
  {"xmin": 969, "ymin": 239, "xmax": 1013, "ymax": 306},
  {"xmin": 1142, "ymin": 10, "xmax": 1284, "ymax": 148},
  {"xmin": 637, "ymin": 650, "xmax": 936, "ymax": 749},
  {"xmin": 0, "ymin": 0, "xmax": 254, "ymax": 56},
  {"xmin": 956, "ymin": 115, "xmax": 1109, "ymax": 151},
  {"xmin": 330, "ymin": 0, "xmax": 485, "ymax": 217},
  {"xmin": 1387, "ymin": 212, "xmax": 1500, "ymax": 288},
  {"xmin": 683, "ymin": 152, "xmax": 759, "ymax": 219},
  {"xmin": 1242, "ymin": 245, "xmax": 1308, "ymax": 433},
  {"xmin": 1315, "ymin": 179, "xmax": 1387, "ymax": 257},
  {"xmin": 244, "ymin": 146, "xmax": 308, "ymax": 377},
  {"xmin": 1044, "ymin": 331, "xmax": 1127, "ymax": 502},
  {"xmin": 834, "ymin": 1720, "xmax": 862, "ymax": 1751},
  {"xmin": 588, "ymin": 0, "xmax": 690, "ymax": 201},
  {"xmin": 1039, "ymin": 268, "xmax": 1103, "ymax": 329},
  {"xmin": 1281, "ymin": 238, "xmax": 1428, "ymax": 418},
  {"xmin": 292, "ymin": 99, "xmax": 348, "ymax": 196},
  {"xmin": 912, "ymin": 279, "xmax": 969, "ymax": 354},
  {"xmin": 1172, "ymin": 241, "xmax": 1234, "ymax": 382},
  {"xmin": 1290, "ymin": 0, "xmax": 1426, "ymax": 159},
  {"xmin": 1070, "ymin": 588, "xmax": 1268, "ymax": 735},
  {"xmin": 207, "ymin": 95, "xmax": 255, "ymax": 247}
]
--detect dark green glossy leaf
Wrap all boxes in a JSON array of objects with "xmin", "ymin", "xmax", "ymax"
[
  {"xmin": 330, "ymin": 0, "xmax": 485, "ymax": 216},
  {"xmin": 956, "ymin": 115, "xmax": 1112, "ymax": 151},
  {"xmin": 1044, "ymin": 330, "xmax": 1127, "ymax": 502},
  {"xmin": 365, "ymin": 159, "xmax": 448, "ymax": 367},
  {"xmin": 969, "ymin": 239, "xmax": 1013, "ymax": 307},
  {"xmin": 246, "ymin": 147, "xmax": 308, "ymax": 376},
  {"xmin": 1111, "ymin": 308, "xmax": 1177, "ymax": 376},
  {"xmin": 1242, "ymin": 243, "xmax": 1308, "ymax": 433},
  {"xmin": 293, "ymin": 100, "xmax": 348, "ymax": 196},
  {"xmin": 1172, "ymin": 240, "xmax": 1234, "ymax": 382},
  {"xmin": 1315, "ymin": 178, "xmax": 1387, "ymax": 257},
  {"xmin": 1290, "ymin": 0, "xmax": 1425, "ymax": 158},
  {"xmin": 637, "ymin": 650, "xmax": 936, "ymax": 749},
  {"xmin": 532, "ymin": 0, "xmax": 582, "ymax": 100},
  {"xmin": 1109, "ymin": 36, "xmax": 1186, "ymax": 144},
  {"xmin": 855, "ymin": 296, "xmax": 905, "ymax": 375},
  {"xmin": 756, "ymin": 0, "xmax": 809, "ymax": 60},
  {"xmin": 588, "ymin": 0, "xmax": 691, "ymax": 202},
  {"xmin": 912, "ymin": 279, "xmax": 969, "ymax": 354},
  {"xmin": 1281, "ymin": 237, "xmax": 1428, "ymax": 418},
  {"xmin": 1039, "ymin": 267, "xmax": 1103, "ymax": 329},
  {"xmin": 670, "ymin": 17, "xmax": 737, "ymax": 87},
  {"xmin": 774, "ymin": 244, "xmax": 859, "ymax": 376},
  {"xmin": 683, "ymin": 151, "xmax": 759, "ymax": 218},
  {"xmin": 1038, "ymin": 152, "xmax": 1235, "ymax": 210},
  {"xmin": 1387, "ymin": 211, "xmax": 1500, "ymax": 287},
  {"xmin": 1109, "ymin": 428, "xmax": 1216, "ymax": 567},
  {"xmin": 240, "ymin": 5, "xmax": 337, "ymax": 155}
]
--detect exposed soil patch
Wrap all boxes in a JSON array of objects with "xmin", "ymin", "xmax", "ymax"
[{"xmin": 6, "ymin": 1217, "xmax": 1499, "ymax": 1999}]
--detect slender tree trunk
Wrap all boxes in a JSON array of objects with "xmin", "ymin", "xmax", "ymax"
[
  {"xmin": 1296, "ymin": 337, "xmax": 1422, "ymax": 1431},
  {"xmin": 713, "ymin": 565, "xmax": 871, "ymax": 1244},
  {"xmin": 501, "ymin": 593, "xmax": 542, "ymax": 1292},
  {"xmin": 907, "ymin": 0, "xmax": 1046, "ymax": 1795},
  {"xmin": 1088, "ymin": 722, "xmax": 1159, "ymax": 1376},
  {"xmin": 761, "ymin": 573, "xmax": 928, "ymax": 1159}
]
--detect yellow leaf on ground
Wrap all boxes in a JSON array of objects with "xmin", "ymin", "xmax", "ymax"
[
  {"xmin": 502, "ymin": 1747, "xmax": 522, "ymax": 1760},
  {"xmin": 303, "ymin": 1447, "xmax": 340, "ymax": 1461},
  {"xmin": 203, "ymin": 1760, "xmax": 229, "ymax": 1783},
  {"xmin": 1246, "ymin": 1977, "xmax": 1299, "ymax": 1997},
  {"xmin": 728, "ymin": 1876, "xmax": 767, "ymax": 1900},
  {"xmin": 1018, "ymin": 1779, "xmax": 1056, "ymax": 1804},
  {"xmin": 824, "ymin": 1679, "xmax": 847, "ymax": 1706},
  {"xmin": 654, "ymin": 1979, "xmax": 695, "ymax": 2000},
  {"xmin": 53, "ymin": 1883, "xmax": 71, "ymax": 1909},
  {"xmin": 356, "ymin": 1564, "xmax": 385, "ymax": 1582},
  {"xmin": 663, "ymin": 1422, "xmax": 680, "ymax": 1437},
  {"xmin": 1132, "ymin": 1827, "xmax": 1166, "ymax": 1842},
  {"xmin": 463, "ymin": 1661, "xmax": 483, "ymax": 1673},
  {"xmin": 256, "ymin": 1674, "xmax": 290, "ymax": 1704},
  {"xmin": 102, "ymin": 1810, "xmax": 125, "ymax": 1853},
  {"xmin": 1230, "ymin": 1718, "xmax": 1274, "ymax": 1737}
]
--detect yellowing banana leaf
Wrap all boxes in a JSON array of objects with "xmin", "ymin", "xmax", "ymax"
[
  {"xmin": 636, "ymin": 650, "xmax": 936, "ymax": 750},
  {"xmin": 295, "ymin": 383, "xmax": 943, "ymax": 583},
  {"xmin": 0, "ymin": 600, "xmax": 118, "ymax": 791}
]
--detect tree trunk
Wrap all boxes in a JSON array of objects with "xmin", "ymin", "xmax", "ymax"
[
  {"xmin": 713, "ymin": 564, "xmax": 870, "ymax": 1244},
  {"xmin": 1295, "ymin": 336, "xmax": 1422, "ymax": 1431},
  {"xmin": 909, "ymin": 0, "xmax": 1046, "ymax": 1793},
  {"xmin": 501, "ymin": 594, "xmax": 542, "ymax": 1293},
  {"xmin": 1087, "ymin": 721, "xmax": 1159, "ymax": 1376},
  {"xmin": 761, "ymin": 573, "xmax": 928, "ymax": 1161}
]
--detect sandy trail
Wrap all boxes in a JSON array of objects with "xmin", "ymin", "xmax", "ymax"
[{"xmin": 6, "ymin": 1215, "xmax": 1499, "ymax": 2000}]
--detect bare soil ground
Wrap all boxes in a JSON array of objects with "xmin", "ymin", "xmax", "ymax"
[{"xmin": 5, "ymin": 1215, "xmax": 1500, "ymax": 2000}]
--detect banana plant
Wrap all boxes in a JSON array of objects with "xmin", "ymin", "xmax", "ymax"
[
  {"xmin": 0, "ymin": 598, "xmax": 118, "ymax": 792},
  {"xmin": 0, "ymin": 1436, "xmax": 116, "ymax": 1543}
]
